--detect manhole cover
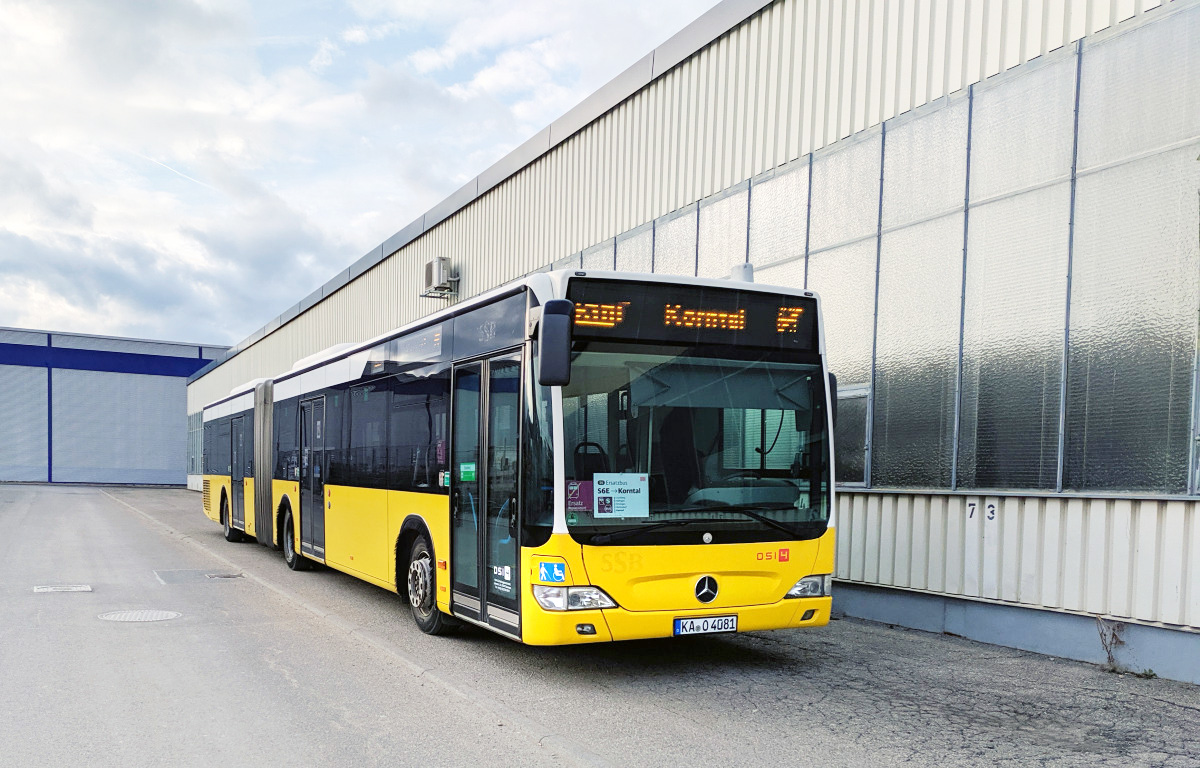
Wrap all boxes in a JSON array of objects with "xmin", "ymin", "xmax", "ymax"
[
  {"xmin": 33, "ymin": 585, "xmax": 93, "ymax": 593},
  {"xmin": 98, "ymin": 610, "xmax": 181, "ymax": 622}
]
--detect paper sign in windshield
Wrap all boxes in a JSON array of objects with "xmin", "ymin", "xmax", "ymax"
[
  {"xmin": 566, "ymin": 480, "xmax": 593, "ymax": 512},
  {"xmin": 593, "ymin": 474, "xmax": 649, "ymax": 518}
]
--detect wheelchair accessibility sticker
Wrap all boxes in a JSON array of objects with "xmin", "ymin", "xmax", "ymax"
[{"xmin": 537, "ymin": 561, "xmax": 566, "ymax": 583}]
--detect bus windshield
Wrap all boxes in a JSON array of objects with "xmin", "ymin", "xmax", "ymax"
[{"xmin": 561, "ymin": 343, "xmax": 830, "ymax": 546}]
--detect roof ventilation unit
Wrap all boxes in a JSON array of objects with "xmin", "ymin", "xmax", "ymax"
[{"xmin": 421, "ymin": 257, "xmax": 458, "ymax": 298}]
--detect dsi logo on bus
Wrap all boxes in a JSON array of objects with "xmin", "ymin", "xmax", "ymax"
[{"xmin": 756, "ymin": 548, "xmax": 789, "ymax": 562}]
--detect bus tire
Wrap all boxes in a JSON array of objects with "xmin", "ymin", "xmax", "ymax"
[
  {"xmin": 407, "ymin": 534, "xmax": 455, "ymax": 635},
  {"xmin": 282, "ymin": 509, "xmax": 309, "ymax": 571},
  {"xmin": 221, "ymin": 497, "xmax": 244, "ymax": 543}
]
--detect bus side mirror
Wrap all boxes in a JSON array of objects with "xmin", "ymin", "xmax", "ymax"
[
  {"xmin": 830, "ymin": 369, "xmax": 840, "ymax": 427},
  {"xmin": 538, "ymin": 299, "xmax": 574, "ymax": 387}
]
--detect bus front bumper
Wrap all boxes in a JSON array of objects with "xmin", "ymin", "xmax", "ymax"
[{"xmin": 521, "ymin": 595, "xmax": 832, "ymax": 646}]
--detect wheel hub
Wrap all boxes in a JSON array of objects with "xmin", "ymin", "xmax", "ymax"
[{"xmin": 408, "ymin": 556, "xmax": 432, "ymax": 610}]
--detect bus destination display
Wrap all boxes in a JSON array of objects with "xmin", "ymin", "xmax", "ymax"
[{"xmin": 566, "ymin": 278, "xmax": 818, "ymax": 351}]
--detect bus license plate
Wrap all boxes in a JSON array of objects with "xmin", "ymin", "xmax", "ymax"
[{"xmin": 674, "ymin": 615, "xmax": 737, "ymax": 636}]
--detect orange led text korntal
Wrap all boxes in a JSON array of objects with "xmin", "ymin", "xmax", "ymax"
[{"xmin": 663, "ymin": 304, "xmax": 746, "ymax": 330}]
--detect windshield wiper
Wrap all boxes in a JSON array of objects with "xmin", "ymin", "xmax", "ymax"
[
  {"xmin": 589, "ymin": 518, "xmax": 708, "ymax": 545},
  {"xmin": 587, "ymin": 504, "xmax": 812, "ymax": 545},
  {"xmin": 666, "ymin": 503, "xmax": 807, "ymax": 538}
]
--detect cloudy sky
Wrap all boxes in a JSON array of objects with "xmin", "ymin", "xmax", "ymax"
[{"xmin": 0, "ymin": 0, "xmax": 721, "ymax": 347}]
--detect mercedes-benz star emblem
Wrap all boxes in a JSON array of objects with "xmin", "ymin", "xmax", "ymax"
[{"xmin": 695, "ymin": 576, "xmax": 719, "ymax": 604}]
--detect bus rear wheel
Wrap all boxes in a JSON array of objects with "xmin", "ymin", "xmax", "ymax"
[
  {"xmin": 222, "ymin": 498, "xmax": 244, "ymax": 543},
  {"xmin": 282, "ymin": 509, "xmax": 309, "ymax": 571},
  {"xmin": 407, "ymin": 535, "xmax": 454, "ymax": 635}
]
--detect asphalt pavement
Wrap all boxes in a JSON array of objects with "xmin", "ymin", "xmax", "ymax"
[{"xmin": 2, "ymin": 484, "xmax": 1197, "ymax": 768}]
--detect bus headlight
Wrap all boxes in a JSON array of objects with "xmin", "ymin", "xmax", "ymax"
[
  {"xmin": 785, "ymin": 574, "xmax": 832, "ymax": 598},
  {"xmin": 532, "ymin": 585, "xmax": 618, "ymax": 611}
]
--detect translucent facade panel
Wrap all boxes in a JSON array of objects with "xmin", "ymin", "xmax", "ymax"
[
  {"xmin": 0, "ymin": 365, "xmax": 47, "ymax": 481},
  {"xmin": 805, "ymin": 239, "xmax": 878, "ymax": 386},
  {"xmin": 1064, "ymin": 147, "xmax": 1200, "ymax": 492},
  {"xmin": 652, "ymin": 206, "xmax": 697, "ymax": 277},
  {"xmin": 834, "ymin": 394, "xmax": 867, "ymax": 485},
  {"xmin": 53, "ymin": 370, "xmax": 187, "ymax": 484},
  {"xmin": 971, "ymin": 57, "xmax": 1077, "ymax": 201},
  {"xmin": 1077, "ymin": 4, "xmax": 1200, "ymax": 170},
  {"xmin": 581, "ymin": 240, "xmax": 615, "ymax": 270},
  {"xmin": 553, "ymin": 252, "xmax": 581, "ymax": 270},
  {"xmin": 753, "ymin": 258, "xmax": 805, "ymax": 292},
  {"xmin": 697, "ymin": 187, "xmax": 748, "ymax": 279},
  {"xmin": 748, "ymin": 163, "xmax": 808, "ymax": 267},
  {"xmin": 872, "ymin": 213, "xmax": 965, "ymax": 489},
  {"xmin": 882, "ymin": 99, "xmax": 969, "ymax": 229},
  {"xmin": 959, "ymin": 184, "xmax": 1070, "ymax": 490},
  {"xmin": 808, "ymin": 134, "xmax": 882, "ymax": 251},
  {"xmin": 615, "ymin": 224, "xmax": 653, "ymax": 273}
]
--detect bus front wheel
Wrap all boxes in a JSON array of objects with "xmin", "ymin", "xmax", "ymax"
[
  {"xmin": 407, "ymin": 535, "xmax": 454, "ymax": 635},
  {"xmin": 282, "ymin": 509, "xmax": 309, "ymax": 571}
]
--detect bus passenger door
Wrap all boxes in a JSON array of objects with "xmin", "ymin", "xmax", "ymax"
[
  {"xmin": 230, "ymin": 416, "xmax": 245, "ymax": 531},
  {"xmin": 450, "ymin": 364, "xmax": 482, "ymax": 619},
  {"xmin": 450, "ymin": 354, "xmax": 522, "ymax": 636},
  {"xmin": 300, "ymin": 397, "xmax": 327, "ymax": 560}
]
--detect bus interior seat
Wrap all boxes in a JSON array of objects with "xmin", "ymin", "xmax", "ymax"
[{"xmin": 573, "ymin": 441, "xmax": 609, "ymax": 479}]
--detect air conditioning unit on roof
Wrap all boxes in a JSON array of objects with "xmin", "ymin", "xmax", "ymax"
[{"xmin": 422, "ymin": 256, "xmax": 457, "ymax": 298}]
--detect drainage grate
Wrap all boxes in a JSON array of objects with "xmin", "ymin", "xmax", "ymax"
[
  {"xmin": 98, "ymin": 610, "xmax": 181, "ymax": 622},
  {"xmin": 33, "ymin": 585, "xmax": 93, "ymax": 593},
  {"xmin": 205, "ymin": 573, "xmax": 244, "ymax": 580}
]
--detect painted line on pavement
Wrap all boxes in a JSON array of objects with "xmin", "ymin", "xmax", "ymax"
[{"xmin": 99, "ymin": 488, "xmax": 611, "ymax": 768}]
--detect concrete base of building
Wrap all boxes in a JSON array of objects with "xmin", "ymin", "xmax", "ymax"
[
  {"xmin": 834, "ymin": 582, "xmax": 1200, "ymax": 686},
  {"xmin": 186, "ymin": 474, "xmax": 202, "ymax": 492}
]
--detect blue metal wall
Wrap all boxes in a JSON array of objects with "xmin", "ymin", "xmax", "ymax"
[{"xmin": 0, "ymin": 330, "xmax": 218, "ymax": 484}]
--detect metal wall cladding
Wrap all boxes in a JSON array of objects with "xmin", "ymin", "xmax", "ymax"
[
  {"xmin": 747, "ymin": 160, "xmax": 808, "ymax": 268},
  {"xmin": 51, "ymin": 334, "xmax": 200, "ymax": 358},
  {"xmin": 754, "ymin": 257, "xmax": 805, "ymax": 294},
  {"xmin": 835, "ymin": 491, "xmax": 1200, "ymax": 630},
  {"xmin": 1065, "ymin": 146, "xmax": 1199, "ymax": 492},
  {"xmin": 187, "ymin": 411, "xmax": 203, "ymax": 474},
  {"xmin": 873, "ymin": 213, "xmax": 964, "ymax": 488},
  {"xmin": 652, "ymin": 204, "xmax": 698, "ymax": 277},
  {"xmin": 1076, "ymin": 1, "xmax": 1199, "ymax": 171},
  {"xmin": 959, "ymin": 184, "xmax": 1070, "ymax": 490},
  {"xmin": 808, "ymin": 133, "xmax": 882, "ymax": 250},
  {"xmin": 970, "ymin": 56, "xmax": 1078, "ymax": 201},
  {"xmin": 582, "ymin": 240, "xmax": 616, "ymax": 270},
  {"xmin": 834, "ymin": 394, "xmax": 869, "ymax": 484},
  {"xmin": 804, "ymin": 239, "xmax": 878, "ymax": 386},
  {"xmin": 881, "ymin": 98, "xmax": 969, "ymax": 229},
  {"xmin": 0, "ymin": 364, "xmax": 48, "ymax": 481},
  {"xmin": 615, "ymin": 223, "xmax": 653, "ymax": 273},
  {"xmin": 188, "ymin": 0, "xmax": 1177, "ymax": 415},
  {"xmin": 53, "ymin": 370, "xmax": 187, "ymax": 484},
  {"xmin": 697, "ymin": 184, "xmax": 749, "ymax": 279}
]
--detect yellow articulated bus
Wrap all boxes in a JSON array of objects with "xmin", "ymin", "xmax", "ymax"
[{"xmin": 203, "ymin": 270, "xmax": 837, "ymax": 644}]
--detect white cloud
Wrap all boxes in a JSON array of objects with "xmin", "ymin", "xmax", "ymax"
[
  {"xmin": 0, "ymin": 0, "xmax": 723, "ymax": 345},
  {"xmin": 309, "ymin": 39, "xmax": 341, "ymax": 71}
]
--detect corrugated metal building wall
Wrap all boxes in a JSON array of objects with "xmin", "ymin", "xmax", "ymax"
[
  {"xmin": 0, "ymin": 329, "xmax": 224, "ymax": 484},
  {"xmin": 187, "ymin": 0, "xmax": 1198, "ymax": 678},
  {"xmin": 189, "ymin": 0, "xmax": 1184, "ymax": 410}
]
